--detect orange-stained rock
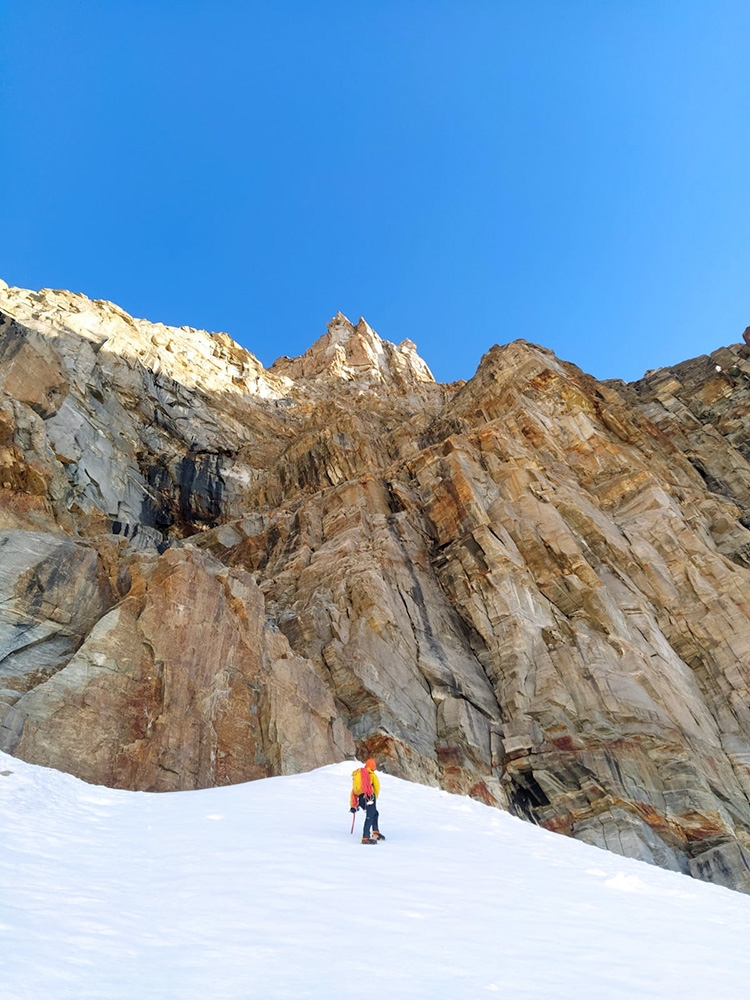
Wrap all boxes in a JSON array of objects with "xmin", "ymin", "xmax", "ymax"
[{"xmin": 2, "ymin": 546, "xmax": 351, "ymax": 790}]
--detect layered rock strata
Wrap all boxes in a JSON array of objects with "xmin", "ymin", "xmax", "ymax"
[{"xmin": 3, "ymin": 280, "xmax": 750, "ymax": 892}]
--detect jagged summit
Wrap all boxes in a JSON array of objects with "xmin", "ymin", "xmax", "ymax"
[
  {"xmin": 270, "ymin": 311, "xmax": 435, "ymax": 386},
  {"xmin": 0, "ymin": 282, "xmax": 435, "ymax": 396}
]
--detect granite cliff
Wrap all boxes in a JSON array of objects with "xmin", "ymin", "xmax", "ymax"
[{"xmin": 3, "ymin": 278, "xmax": 750, "ymax": 892}]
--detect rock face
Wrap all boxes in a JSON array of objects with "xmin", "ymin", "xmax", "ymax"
[{"xmin": 3, "ymin": 283, "xmax": 750, "ymax": 892}]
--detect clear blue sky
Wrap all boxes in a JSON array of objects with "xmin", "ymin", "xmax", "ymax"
[{"xmin": 1, "ymin": 1, "xmax": 749, "ymax": 383}]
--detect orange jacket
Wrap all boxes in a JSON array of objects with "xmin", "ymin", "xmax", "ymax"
[{"xmin": 350, "ymin": 766, "xmax": 380, "ymax": 808}]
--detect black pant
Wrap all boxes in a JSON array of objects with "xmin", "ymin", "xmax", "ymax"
[{"xmin": 361, "ymin": 797, "xmax": 379, "ymax": 838}]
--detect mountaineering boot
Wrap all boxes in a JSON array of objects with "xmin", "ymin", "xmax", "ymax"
[
  {"xmin": 372, "ymin": 831, "xmax": 386, "ymax": 841},
  {"xmin": 361, "ymin": 836, "xmax": 378, "ymax": 845}
]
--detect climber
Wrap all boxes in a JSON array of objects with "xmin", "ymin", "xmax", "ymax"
[{"xmin": 350, "ymin": 758, "xmax": 385, "ymax": 844}]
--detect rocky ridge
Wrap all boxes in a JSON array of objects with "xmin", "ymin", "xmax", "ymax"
[{"xmin": 3, "ymin": 278, "xmax": 750, "ymax": 892}]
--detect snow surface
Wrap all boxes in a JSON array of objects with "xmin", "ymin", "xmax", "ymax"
[{"xmin": 2, "ymin": 752, "xmax": 750, "ymax": 999}]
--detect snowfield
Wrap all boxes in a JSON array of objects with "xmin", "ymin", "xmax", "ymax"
[{"xmin": 2, "ymin": 752, "xmax": 750, "ymax": 999}]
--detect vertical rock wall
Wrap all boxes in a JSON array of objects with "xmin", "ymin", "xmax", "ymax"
[{"xmin": 3, "ymin": 281, "xmax": 750, "ymax": 891}]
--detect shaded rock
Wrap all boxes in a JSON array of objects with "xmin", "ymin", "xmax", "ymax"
[
  {"xmin": 0, "ymin": 313, "xmax": 68, "ymax": 419},
  {"xmin": 0, "ymin": 531, "xmax": 115, "ymax": 701},
  {"xmin": 688, "ymin": 840, "xmax": 750, "ymax": 893}
]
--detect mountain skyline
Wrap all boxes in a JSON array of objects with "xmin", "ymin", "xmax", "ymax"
[{"xmin": 2, "ymin": 3, "xmax": 749, "ymax": 386}]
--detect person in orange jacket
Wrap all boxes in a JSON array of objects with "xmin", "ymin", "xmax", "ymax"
[{"xmin": 350, "ymin": 758, "xmax": 385, "ymax": 844}]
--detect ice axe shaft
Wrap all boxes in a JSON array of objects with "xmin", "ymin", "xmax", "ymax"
[{"xmin": 350, "ymin": 811, "xmax": 356, "ymax": 834}]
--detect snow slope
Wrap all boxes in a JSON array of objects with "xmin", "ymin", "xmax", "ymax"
[{"xmin": 2, "ymin": 752, "xmax": 749, "ymax": 1000}]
